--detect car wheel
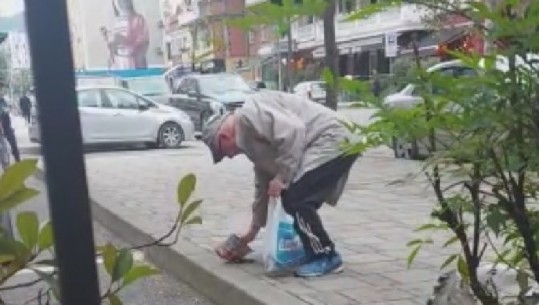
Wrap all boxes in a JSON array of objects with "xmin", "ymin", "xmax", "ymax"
[
  {"xmin": 158, "ymin": 122, "xmax": 184, "ymax": 149},
  {"xmin": 392, "ymin": 137, "xmax": 419, "ymax": 160}
]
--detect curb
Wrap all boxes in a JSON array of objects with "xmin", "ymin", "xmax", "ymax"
[{"xmin": 33, "ymin": 167, "xmax": 307, "ymax": 305}]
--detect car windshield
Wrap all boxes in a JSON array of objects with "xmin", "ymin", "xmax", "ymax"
[
  {"xmin": 198, "ymin": 74, "xmax": 252, "ymax": 95},
  {"xmin": 311, "ymin": 82, "xmax": 326, "ymax": 91},
  {"xmin": 126, "ymin": 77, "xmax": 170, "ymax": 96}
]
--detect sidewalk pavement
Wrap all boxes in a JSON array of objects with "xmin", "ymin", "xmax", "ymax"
[{"xmin": 23, "ymin": 108, "xmax": 459, "ymax": 305}]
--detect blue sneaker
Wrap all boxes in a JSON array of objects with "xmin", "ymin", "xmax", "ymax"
[{"xmin": 295, "ymin": 252, "xmax": 343, "ymax": 277}]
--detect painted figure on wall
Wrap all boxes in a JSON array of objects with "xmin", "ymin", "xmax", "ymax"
[{"xmin": 100, "ymin": 0, "xmax": 150, "ymax": 69}]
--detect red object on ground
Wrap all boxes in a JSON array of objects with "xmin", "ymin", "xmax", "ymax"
[{"xmin": 214, "ymin": 234, "xmax": 253, "ymax": 263}]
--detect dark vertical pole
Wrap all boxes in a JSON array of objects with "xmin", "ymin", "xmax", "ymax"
[
  {"xmin": 286, "ymin": 21, "xmax": 293, "ymax": 92},
  {"xmin": 323, "ymin": 0, "xmax": 339, "ymax": 110},
  {"xmin": 23, "ymin": 0, "xmax": 101, "ymax": 305}
]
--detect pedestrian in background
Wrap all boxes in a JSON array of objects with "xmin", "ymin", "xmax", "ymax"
[
  {"xmin": 19, "ymin": 92, "xmax": 32, "ymax": 124},
  {"xmin": 0, "ymin": 85, "xmax": 21, "ymax": 163},
  {"xmin": 202, "ymin": 91, "xmax": 359, "ymax": 277}
]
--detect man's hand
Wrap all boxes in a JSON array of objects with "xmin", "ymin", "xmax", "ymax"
[
  {"xmin": 239, "ymin": 224, "xmax": 260, "ymax": 244},
  {"xmin": 267, "ymin": 177, "xmax": 285, "ymax": 197}
]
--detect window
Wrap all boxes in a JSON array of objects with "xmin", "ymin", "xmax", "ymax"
[
  {"xmin": 338, "ymin": 0, "xmax": 356, "ymax": 14},
  {"xmin": 77, "ymin": 90, "xmax": 101, "ymax": 108},
  {"xmin": 432, "ymin": 68, "xmax": 456, "ymax": 94},
  {"xmin": 137, "ymin": 96, "xmax": 157, "ymax": 109},
  {"xmin": 103, "ymin": 90, "xmax": 140, "ymax": 109},
  {"xmin": 198, "ymin": 74, "xmax": 250, "ymax": 95},
  {"xmin": 177, "ymin": 78, "xmax": 198, "ymax": 94},
  {"xmin": 248, "ymin": 31, "xmax": 255, "ymax": 44},
  {"xmin": 166, "ymin": 42, "xmax": 172, "ymax": 60},
  {"xmin": 456, "ymin": 67, "xmax": 477, "ymax": 77}
]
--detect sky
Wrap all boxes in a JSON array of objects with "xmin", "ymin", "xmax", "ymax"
[{"xmin": 0, "ymin": 0, "xmax": 24, "ymax": 17}]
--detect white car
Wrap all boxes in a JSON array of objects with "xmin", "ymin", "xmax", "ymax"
[
  {"xmin": 293, "ymin": 81, "xmax": 326, "ymax": 103},
  {"xmin": 384, "ymin": 60, "xmax": 478, "ymax": 159},
  {"xmin": 29, "ymin": 87, "xmax": 195, "ymax": 148},
  {"xmin": 384, "ymin": 54, "xmax": 539, "ymax": 159}
]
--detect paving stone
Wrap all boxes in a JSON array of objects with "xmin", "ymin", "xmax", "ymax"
[
  {"xmin": 298, "ymin": 292, "xmax": 356, "ymax": 305},
  {"xmin": 370, "ymin": 299, "xmax": 424, "ymax": 305},
  {"xmin": 384, "ymin": 269, "xmax": 438, "ymax": 284},
  {"xmin": 303, "ymin": 275, "xmax": 371, "ymax": 291},
  {"xmin": 340, "ymin": 286, "xmax": 417, "ymax": 303}
]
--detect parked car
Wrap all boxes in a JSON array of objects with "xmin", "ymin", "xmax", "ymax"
[
  {"xmin": 119, "ymin": 75, "xmax": 191, "ymax": 108},
  {"xmin": 293, "ymin": 81, "xmax": 327, "ymax": 103},
  {"xmin": 384, "ymin": 54, "xmax": 538, "ymax": 160},
  {"xmin": 29, "ymin": 87, "xmax": 195, "ymax": 148},
  {"xmin": 248, "ymin": 80, "xmax": 267, "ymax": 91},
  {"xmin": 383, "ymin": 60, "xmax": 479, "ymax": 160},
  {"xmin": 169, "ymin": 73, "xmax": 255, "ymax": 131}
]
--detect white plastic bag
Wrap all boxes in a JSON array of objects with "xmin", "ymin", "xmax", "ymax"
[{"xmin": 263, "ymin": 197, "xmax": 306, "ymax": 273}]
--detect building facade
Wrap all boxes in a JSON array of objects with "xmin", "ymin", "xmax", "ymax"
[
  {"xmin": 161, "ymin": 0, "xmax": 201, "ymax": 66},
  {"xmin": 288, "ymin": 1, "xmax": 428, "ymax": 78},
  {"xmin": 160, "ymin": 0, "xmax": 253, "ymax": 78},
  {"xmin": 3, "ymin": 31, "xmax": 30, "ymax": 69}
]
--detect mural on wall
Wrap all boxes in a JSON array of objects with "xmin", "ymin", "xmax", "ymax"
[
  {"xmin": 99, "ymin": 0, "xmax": 150, "ymax": 69},
  {"xmin": 78, "ymin": 0, "xmax": 164, "ymax": 70}
]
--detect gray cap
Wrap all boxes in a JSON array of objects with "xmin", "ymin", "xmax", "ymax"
[{"xmin": 201, "ymin": 112, "xmax": 231, "ymax": 163}]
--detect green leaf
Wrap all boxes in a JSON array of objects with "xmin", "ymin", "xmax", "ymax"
[
  {"xmin": 122, "ymin": 265, "xmax": 160, "ymax": 287},
  {"xmin": 414, "ymin": 223, "xmax": 447, "ymax": 232},
  {"xmin": 180, "ymin": 200, "xmax": 202, "ymax": 224},
  {"xmin": 103, "ymin": 243, "xmax": 117, "ymax": 276},
  {"xmin": 108, "ymin": 294, "xmax": 122, "ymax": 305},
  {"xmin": 177, "ymin": 174, "xmax": 196, "ymax": 207},
  {"xmin": 184, "ymin": 216, "xmax": 202, "ymax": 225},
  {"xmin": 486, "ymin": 208, "xmax": 507, "ymax": 236},
  {"xmin": 406, "ymin": 239, "xmax": 423, "ymax": 247},
  {"xmin": 0, "ymin": 254, "xmax": 14, "ymax": 264},
  {"xmin": 0, "ymin": 159, "xmax": 38, "ymax": 200},
  {"xmin": 440, "ymin": 254, "xmax": 458, "ymax": 270},
  {"xmin": 407, "ymin": 245, "xmax": 421, "ymax": 268},
  {"xmin": 112, "ymin": 249, "xmax": 134, "ymax": 282},
  {"xmin": 0, "ymin": 187, "xmax": 39, "ymax": 212},
  {"xmin": 457, "ymin": 255, "xmax": 469, "ymax": 279},
  {"xmin": 443, "ymin": 236, "xmax": 459, "ymax": 248},
  {"xmin": 16, "ymin": 211, "xmax": 39, "ymax": 250},
  {"xmin": 38, "ymin": 222, "xmax": 54, "ymax": 251},
  {"xmin": 406, "ymin": 238, "xmax": 433, "ymax": 247},
  {"xmin": 0, "ymin": 238, "xmax": 30, "ymax": 260}
]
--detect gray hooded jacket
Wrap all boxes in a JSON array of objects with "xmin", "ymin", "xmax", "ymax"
[{"xmin": 234, "ymin": 91, "xmax": 356, "ymax": 227}]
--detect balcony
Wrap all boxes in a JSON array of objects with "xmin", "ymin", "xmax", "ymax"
[{"xmin": 292, "ymin": 4, "xmax": 427, "ymax": 49}]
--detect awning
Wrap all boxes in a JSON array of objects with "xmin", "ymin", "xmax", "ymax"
[
  {"xmin": 312, "ymin": 35, "xmax": 384, "ymax": 58},
  {"xmin": 400, "ymin": 27, "xmax": 468, "ymax": 55}
]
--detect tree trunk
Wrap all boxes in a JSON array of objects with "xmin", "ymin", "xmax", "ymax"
[{"xmin": 323, "ymin": 0, "xmax": 338, "ymax": 110}]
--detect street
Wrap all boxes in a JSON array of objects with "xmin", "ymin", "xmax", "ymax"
[{"xmin": 1, "ymin": 175, "xmax": 214, "ymax": 305}]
